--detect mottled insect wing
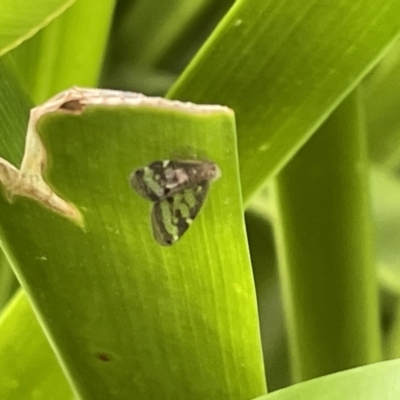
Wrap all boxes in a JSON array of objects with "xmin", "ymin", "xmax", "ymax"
[
  {"xmin": 151, "ymin": 182, "xmax": 210, "ymax": 246},
  {"xmin": 130, "ymin": 160, "xmax": 220, "ymax": 201},
  {"xmin": 130, "ymin": 159, "xmax": 221, "ymax": 245},
  {"xmin": 130, "ymin": 161, "xmax": 167, "ymax": 201}
]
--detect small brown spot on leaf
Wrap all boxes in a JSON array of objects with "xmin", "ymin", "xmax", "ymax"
[{"xmin": 96, "ymin": 352, "xmax": 112, "ymax": 362}]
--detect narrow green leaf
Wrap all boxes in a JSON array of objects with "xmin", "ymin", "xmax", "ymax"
[
  {"xmin": 11, "ymin": 0, "xmax": 116, "ymax": 103},
  {"xmin": 168, "ymin": 0, "xmax": 400, "ymax": 200},
  {"xmin": 370, "ymin": 168, "xmax": 400, "ymax": 294},
  {"xmin": 364, "ymin": 37, "xmax": 400, "ymax": 168},
  {"xmin": 0, "ymin": 57, "xmax": 31, "ymax": 306},
  {"xmin": 255, "ymin": 359, "xmax": 400, "ymax": 400},
  {"xmin": 385, "ymin": 302, "xmax": 400, "ymax": 359},
  {"xmin": 0, "ymin": 0, "xmax": 75, "ymax": 56},
  {"xmin": 156, "ymin": 1, "xmax": 233, "ymax": 73},
  {"xmin": 0, "ymin": 250, "xmax": 18, "ymax": 309},
  {"xmin": 117, "ymin": 0, "xmax": 215, "ymax": 67},
  {"xmin": 0, "ymin": 291, "xmax": 74, "ymax": 400},
  {"xmin": 245, "ymin": 209, "xmax": 291, "ymax": 391},
  {"xmin": 273, "ymin": 91, "xmax": 381, "ymax": 381},
  {"xmin": 0, "ymin": 57, "xmax": 32, "ymax": 165}
]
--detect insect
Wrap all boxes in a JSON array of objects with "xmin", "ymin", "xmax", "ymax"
[{"xmin": 130, "ymin": 160, "xmax": 221, "ymax": 246}]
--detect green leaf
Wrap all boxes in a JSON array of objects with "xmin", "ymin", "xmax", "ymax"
[
  {"xmin": 385, "ymin": 301, "xmax": 400, "ymax": 360},
  {"xmin": 117, "ymin": 0, "xmax": 215, "ymax": 67},
  {"xmin": 273, "ymin": 91, "xmax": 380, "ymax": 381},
  {"xmin": 0, "ymin": 88, "xmax": 266, "ymax": 399},
  {"xmin": 364, "ymin": 37, "xmax": 400, "ymax": 168},
  {"xmin": 255, "ymin": 359, "xmax": 400, "ymax": 400},
  {"xmin": 0, "ymin": 291, "xmax": 74, "ymax": 400},
  {"xmin": 112, "ymin": 0, "xmax": 232, "ymax": 72},
  {"xmin": 245, "ymin": 209, "xmax": 291, "ymax": 391},
  {"xmin": 0, "ymin": 250, "xmax": 18, "ymax": 309},
  {"xmin": 0, "ymin": 0, "xmax": 75, "ymax": 57},
  {"xmin": 0, "ymin": 57, "xmax": 31, "ymax": 307},
  {"xmin": 10, "ymin": 0, "xmax": 115, "ymax": 103},
  {"xmin": 370, "ymin": 168, "xmax": 400, "ymax": 295},
  {"xmin": 0, "ymin": 57, "xmax": 32, "ymax": 165},
  {"xmin": 168, "ymin": 0, "xmax": 400, "ymax": 200}
]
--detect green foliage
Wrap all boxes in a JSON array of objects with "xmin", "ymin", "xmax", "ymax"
[
  {"xmin": 2, "ymin": 0, "xmax": 400, "ymax": 399},
  {"xmin": 0, "ymin": 292, "xmax": 73, "ymax": 400},
  {"xmin": 274, "ymin": 91, "xmax": 380, "ymax": 381},
  {"xmin": 255, "ymin": 359, "xmax": 400, "ymax": 400},
  {"xmin": 0, "ymin": 0, "xmax": 74, "ymax": 57}
]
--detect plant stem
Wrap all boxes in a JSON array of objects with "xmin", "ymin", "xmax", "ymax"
[{"xmin": 273, "ymin": 90, "xmax": 381, "ymax": 381}]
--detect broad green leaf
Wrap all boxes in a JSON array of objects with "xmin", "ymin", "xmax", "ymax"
[
  {"xmin": 0, "ymin": 0, "xmax": 75, "ymax": 57},
  {"xmin": 273, "ymin": 91, "xmax": 380, "ymax": 381},
  {"xmin": 0, "ymin": 291, "xmax": 74, "ymax": 400},
  {"xmin": 0, "ymin": 88, "xmax": 266, "ymax": 399},
  {"xmin": 255, "ymin": 359, "xmax": 400, "ymax": 400},
  {"xmin": 168, "ymin": 0, "xmax": 400, "ymax": 200}
]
